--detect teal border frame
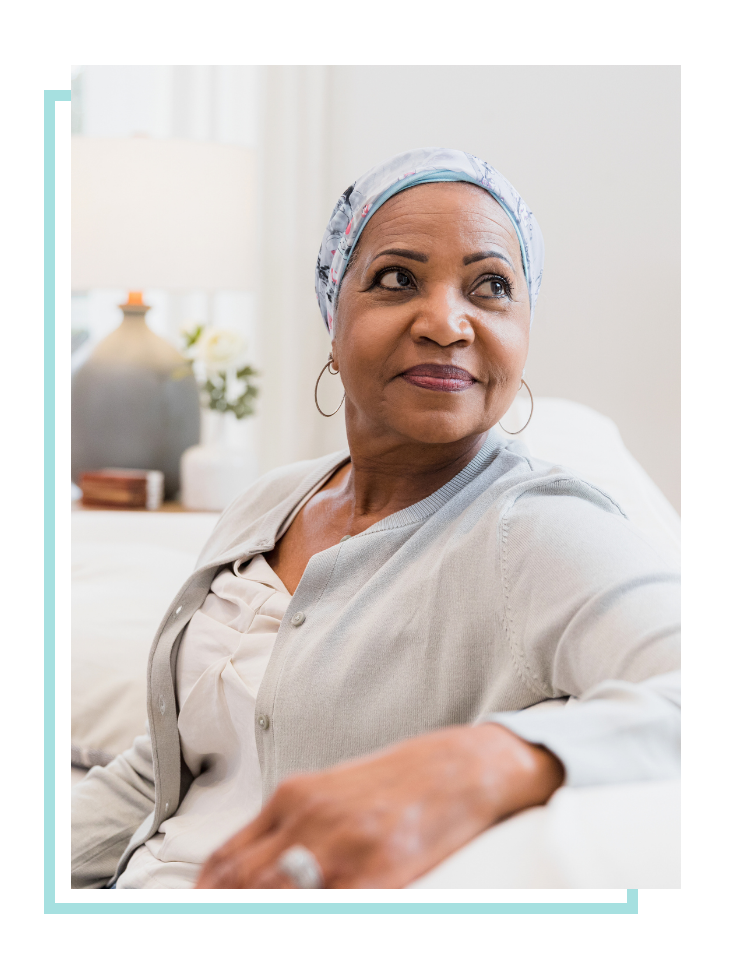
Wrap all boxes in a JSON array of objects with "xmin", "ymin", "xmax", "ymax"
[
  {"xmin": 45, "ymin": 88, "xmax": 637, "ymax": 916},
  {"xmin": 45, "ymin": 88, "xmax": 68, "ymax": 915},
  {"xmin": 51, "ymin": 889, "xmax": 639, "ymax": 916}
]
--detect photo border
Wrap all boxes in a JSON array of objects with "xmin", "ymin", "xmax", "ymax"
[{"xmin": 44, "ymin": 89, "xmax": 639, "ymax": 915}]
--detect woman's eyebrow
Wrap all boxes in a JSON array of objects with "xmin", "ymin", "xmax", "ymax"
[
  {"xmin": 371, "ymin": 248, "xmax": 429, "ymax": 264},
  {"xmin": 463, "ymin": 250, "xmax": 514, "ymax": 269}
]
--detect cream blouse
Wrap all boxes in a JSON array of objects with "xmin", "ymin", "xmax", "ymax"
[{"xmin": 116, "ymin": 554, "xmax": 290, "ymax": 889}]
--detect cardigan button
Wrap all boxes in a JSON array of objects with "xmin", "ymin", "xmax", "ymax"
[
  {"xmin": 257, "ymin": 714, "xmax": 270, "ymax": 730},
  {"xmin": 291, "ymin": 611, "xmax": 306, "ymax": 626}
]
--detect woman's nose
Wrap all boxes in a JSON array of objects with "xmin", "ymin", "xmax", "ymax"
[{"xmin": 410, "ymin": 285, "xmax": 475, "ymax": 347}]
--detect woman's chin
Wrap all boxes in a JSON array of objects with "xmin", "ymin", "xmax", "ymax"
[{"xmin": 389, "ymin": 413, "xmax": 488, "ymax": 446}]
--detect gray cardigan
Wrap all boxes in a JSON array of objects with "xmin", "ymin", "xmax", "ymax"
[{"xmin": 71, "ymin": 434, "xmax": 680, "ymax": 888}]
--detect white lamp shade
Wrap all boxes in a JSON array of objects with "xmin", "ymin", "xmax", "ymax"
[{"xmin": 72, "ymin": 137, "xmax": 256, "ymax": 291}]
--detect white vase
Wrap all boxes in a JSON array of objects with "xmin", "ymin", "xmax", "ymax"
[{"xmin": 180, "ymin": 410, "xmax": 259, "ymax": 511}]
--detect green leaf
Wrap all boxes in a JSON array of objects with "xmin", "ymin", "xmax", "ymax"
[
  {"xmin": 182, "ymin": 323, "xmax": 204, "ymax": 349},
  {"xmin": 193, "ymin": 359, "xmax": 259, "ymax": 417}
]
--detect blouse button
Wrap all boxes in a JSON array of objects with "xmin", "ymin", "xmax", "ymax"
[
  {"xmin": 257, "ymin": 714, "xmax": 270, "ymax": 730},
  {"xmin": 291, "ymin": 611, "xmax": 306, "ymax": 627}
]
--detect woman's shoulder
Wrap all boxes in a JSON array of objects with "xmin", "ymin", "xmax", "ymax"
[
  {"xmin": 490, "ymin": 443, "xmax": 678, "ymax": 572},
  {"xmin": 196, "ymin": 451, "xmax": 348, "ymax": 566},
  {"xmin": 235, "ymin": 451, "xmax": 347, "ymax": 509},
  {"xmin": 489, "ymin": 439, "xmax": 627, "ymax": 519}
]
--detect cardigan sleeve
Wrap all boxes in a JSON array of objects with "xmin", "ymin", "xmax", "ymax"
[
  {"xmin": 482, "ymin": 479, "xmax": 680, "ymax": 787},
  {"xmin": 71, "ymin": 731, "xmax": 155, "ymax": 889},
  {"xmin": 484, "ymin": 670, "xmax": 680, "ymax": 786}
]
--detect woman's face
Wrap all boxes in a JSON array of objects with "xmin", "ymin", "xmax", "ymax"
[{"xmin": 332, "ymin": 182, "xmax": 531, "ymax": 446}]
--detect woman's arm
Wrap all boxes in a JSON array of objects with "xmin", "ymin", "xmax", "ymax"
[
  {"xmin": 195, "ymin": 723, "xmax": 563, "ymax": 889},
  {"xmin": 487, "ymin": 670, "xmax": 680, "ymax": 787},
  {"xmin": 71, "ymin": 731, "xmax": 156, "ymax": 889},
  {"xmin": 197, "ymin": 481, "xmax": 679, "ymax": 890},
  {"xmin": 489, "ymin": 484, "xmax": 681, "ymax": 787}
]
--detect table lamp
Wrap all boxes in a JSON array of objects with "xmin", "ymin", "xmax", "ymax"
[{"xmin": 71, "ymin": 136, "xmax": 256, "ymax": 498}]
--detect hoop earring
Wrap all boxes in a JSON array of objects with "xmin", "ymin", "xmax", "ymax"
[
  {"xmin": 499, "ymin": 379, "xmax": 534, "ymax": 435},
  {"xmin": 315, "ymin": 355, "xmax": 345, "ymax": 417}
]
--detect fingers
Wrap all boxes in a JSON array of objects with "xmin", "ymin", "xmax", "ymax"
[
  {"xmin": 194, "ymin": 800, "xmax": 282, "ymax": 888},
  {"xmin": 196, "ymin": 770, "xmax": 404, "ymax": 889},
  {"xmin": 214, "ymin": 802, "xmax": 279, "ymax": 857},
  {"xmin": 196, "ymin": 777, "xmax": 323, "ymax": 888},
  {"xmin": 249, "ymin": 864, "xmax": 296, "ymax": 889},
  {"xmin": 197, "ymin": 824, "xmax": 316, "ymax": 889}
]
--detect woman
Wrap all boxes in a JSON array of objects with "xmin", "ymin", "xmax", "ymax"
[{"xmin": 71, "ymin": 148, "xmax": 680, "ymax": 890}]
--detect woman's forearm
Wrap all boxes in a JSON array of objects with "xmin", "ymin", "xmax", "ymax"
[{"xmin": 456, "ymin": 722, "xmax": 565, "ymax": 825}]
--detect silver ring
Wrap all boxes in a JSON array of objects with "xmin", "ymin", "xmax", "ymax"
[{"xmin": 277, "ymin": 844, "xmax": 325, "ymax": 889}]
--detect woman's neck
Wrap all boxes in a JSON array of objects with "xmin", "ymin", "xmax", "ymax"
[
  {"xmin": 263, "ymin": 426, "xmax": 488, "ymax": 594},
  {"xmin": 339, "ymin": 428, "xmax": 489, "ymax": 521}
]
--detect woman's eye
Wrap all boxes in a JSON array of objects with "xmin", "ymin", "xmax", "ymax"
[
  {"xmin": 378, "ymin": 270, "xmax": 413, "ymax": 289},
  {"xmin": 473, "ymin": 277, "xmax": 508, "ymax": 298}
]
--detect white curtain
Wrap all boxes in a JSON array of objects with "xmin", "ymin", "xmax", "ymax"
[{"xmin": 256, "ymin": 66, "xmax": 348, "ymax": 473}]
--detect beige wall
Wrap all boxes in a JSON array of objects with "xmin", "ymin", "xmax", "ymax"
[{"xmin": 317, "ymin": 66, "xmax": 680, "ymax": 510}]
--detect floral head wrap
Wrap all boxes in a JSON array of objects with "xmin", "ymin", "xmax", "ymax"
[{"xmin": 315, "ymin": 147, "xmax": 544, "ymax": 335}]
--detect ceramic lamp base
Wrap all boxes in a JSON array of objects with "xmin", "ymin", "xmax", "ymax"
[{"xmin": 71, "ymin": 300, "xmax": 200, "ymax": 499}]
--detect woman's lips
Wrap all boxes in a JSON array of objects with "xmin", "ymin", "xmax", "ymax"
[{"xmin": 400, "ymin": 363, "xmax": 476, "ymax": 392}]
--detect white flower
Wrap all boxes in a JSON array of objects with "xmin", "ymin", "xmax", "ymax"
[{"xmin": 188, "ymin": 328, "xmax": 249, "ymax": 377}]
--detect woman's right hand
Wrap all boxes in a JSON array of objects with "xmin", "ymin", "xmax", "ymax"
[{"xmin": 195, "ymin": 722, "xmax": 564, "ymax": 889}]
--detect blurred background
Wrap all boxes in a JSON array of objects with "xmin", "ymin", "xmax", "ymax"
[{"xmin": 70, "ymin": 65, "xmax": 680, "ymax": 511}]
